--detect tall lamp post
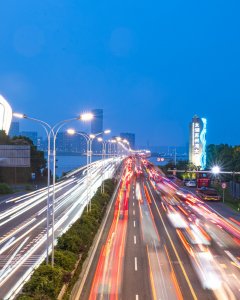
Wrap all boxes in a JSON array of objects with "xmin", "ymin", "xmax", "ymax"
[
  {"xmin": 67, "ymin": 129, "xmax": 93, "ymax": 212},
  {"xmin": 13, "ymin": 113, "xmax": 52, "ymax": 265},
  {"xmin": 50, "ymin": 113, "xmax": 93, "ymax": 266},
  {"xmin": 68, "ymin": 129, "xmax": 110, "ymax": 210},
  {"xmin": 97, "ymin": 137, "xmax": 108, "ymax": 193},
  {"xmin": 13, "ymin": 112, "xmax": 93, "ymax": 267}
]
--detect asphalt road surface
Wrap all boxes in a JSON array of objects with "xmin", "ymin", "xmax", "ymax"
[
  {"xmin": 0, "ymin": 157, "xmax": 121, "ymax": 300},
  {"xmin": 80, "ymin": 157, "xmax": 240, "ymax": 300}
]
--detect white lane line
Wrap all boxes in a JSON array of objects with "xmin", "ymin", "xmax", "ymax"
[
  {"xmin": 134, "ymin": 220, "xmax": 136, "ymax": 227},
  {"xmin": 133, "ymin": 202, "xmax": 135, "ymax": 206},
  {"xmin": 133, "ymin": 210, "xmax": 135, "ymax": 216},
  {"xmin": 135, "ymin": 257, "xmax": 138, "ymax": 271},
  {"xmin": 134, "ymin": 235, "xmax": 136, "ymax": 244},
  {"xmin": 136, "ymin": 295, "xmax": 139, "ymax": 300}
]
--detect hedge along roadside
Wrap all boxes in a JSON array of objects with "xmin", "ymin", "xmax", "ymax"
[{"xmin": 17, "ymin": 178, "xmax": 117, "ymax": 300}]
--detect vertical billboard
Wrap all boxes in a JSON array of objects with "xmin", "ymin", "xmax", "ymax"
[{"xmin": 189, "ymin": 115, "xmax": 207, "ymax": 169}]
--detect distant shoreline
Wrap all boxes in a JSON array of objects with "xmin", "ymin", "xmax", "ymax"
[{"xmin": 43, "ymin": 151, "xmax": 103, "ymax": 157}]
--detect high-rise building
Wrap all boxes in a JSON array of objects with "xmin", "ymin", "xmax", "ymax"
[
  {"xmin": 120, "ymin": 132, "xmax": 135, "ymax": 149},
  {"xmin": 9, "ymin": 121, "xmax": 20, "ymax": 137},
  {"xmin": 189, "ymin": 115, "xmax": 207, "ymax": 169},
  {"xmin": 21, "ymin": 131, "xmax": 38, "ymax": 146},
  {"xmin": 56, "ymin": 131, "xmax": 87, "ymax": 154},
  {"xmin": 91, "ymin": 109, "xmax": 103, "ymax": 134},
  {"xmin": 91, "ymin": 109, "xmax": 103, "ymax": 154}
]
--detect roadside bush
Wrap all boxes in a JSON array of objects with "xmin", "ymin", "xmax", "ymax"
[
  {"xmin": 0, "ymin": 183, "xmax": 13, "ymax": 194},
  {"xmin": 17, "ymin": 296, "xmax": 34, "ymax": 300},
  {"xmin": 54, "ymin": 250, "xmax": 77, "ymax": 272},
  {"xmin": 22, "ymin": 264, "xmax": 63, "ymax": 299}
]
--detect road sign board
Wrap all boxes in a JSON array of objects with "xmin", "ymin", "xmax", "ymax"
[{"xmin": 221, "ymin": 182, "xmax": 227, "ymax": 189}]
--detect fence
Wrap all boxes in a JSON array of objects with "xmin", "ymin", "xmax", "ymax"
[{"xmin": 229, "ymin": 181, "xmax": 240, "ymax": 199}]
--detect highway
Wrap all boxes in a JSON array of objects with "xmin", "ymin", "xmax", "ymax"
[
  {"xmin": 81, "ymin": 156, "xmax": 240, "ymax": 300},
  {"xmin": 0, "ymin": 157, "xmax": 121, "ymax": 300}
]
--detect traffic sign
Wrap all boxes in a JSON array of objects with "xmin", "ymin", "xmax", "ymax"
[{"xmin": 221, "ymin": 182, "xmax": 227, "ymax": 189}]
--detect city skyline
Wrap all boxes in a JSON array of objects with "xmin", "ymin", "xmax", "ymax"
[{"xmin": 1, "ymin": 1, "xmax": 240, "ymax": 147}]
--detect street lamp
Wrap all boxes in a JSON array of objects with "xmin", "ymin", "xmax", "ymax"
[
  {"xmin": 88, "ymin": 130, "xmax": 110, "ymax": 207},
  {"xmin": 13, "ymin": 112, "xmax": 93, "ymax": 267},
  {"xmin": 67, "ymin": 129, "xmax": 111, "ymax": 211},
  {"xmin": 13, "ymin": 112, "xmax": 52, "ymax": 265},
  {"xmin": 50, "ymin": 112, "xmax": 93, "ymax": 266},
  {"xmin": 97, "ymin": 137, "xmax": 108, "ymax": 193},
  {"xmin": 212, "ymin": 166, "xmax": 221, "ymax": 175},
  {"xmin": 110, "ymin": 139, "xmax": 117, "ymax": 157},
  {"xmin": 67, "ymin": 129, "xmax": 92, "ymax": 212}
]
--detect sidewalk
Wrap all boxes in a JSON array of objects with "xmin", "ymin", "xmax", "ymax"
[{"xmin": 205, "ymin": 201, "xmax": 240, "ymax": 222}]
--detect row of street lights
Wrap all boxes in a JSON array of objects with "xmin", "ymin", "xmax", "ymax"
[
  {"xmin": 12, "ymin": 112, "xmax": 131, "ymax": 267},
  {"xmin": 13, "ymin": 112, "xmax": 94, "ymax": 266},
  {"xmin": 67, "ymin": 128, "xmax": 111, "ymax": 211}
]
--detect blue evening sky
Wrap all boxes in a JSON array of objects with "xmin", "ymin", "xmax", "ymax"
[{"xmin": 0, "ymin": 0, "xmax": 239, "ymax": 147}]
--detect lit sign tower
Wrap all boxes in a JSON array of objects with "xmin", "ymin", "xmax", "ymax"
[
  {"xmin": 0, "ymin": 95, "xmax": 12, "ymax": 135},
  {"xmin": 189, "ymin": 115, "xmax": 207, "ymax": 169}
]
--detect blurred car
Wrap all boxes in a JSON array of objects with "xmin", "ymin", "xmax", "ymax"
[
  {"xmin": 190, "ymin": 250, "xmax": 222, "ymax": 290},
  {"xmin": 196, "ymin": 187, "xmax": 221, "ymax": 201},
  {"xmin": 176, "ymin": 188, "xmax": 191, "ymax": 199},
  {"xmin": 185, "ymin": 180, "xmax": 197, "ymax": 187}
]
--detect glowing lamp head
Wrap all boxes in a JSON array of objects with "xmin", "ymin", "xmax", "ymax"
[
  {"xmin": 116, "ymin": 137, "xmax": 121, "ymax": 142},
  {"xmin": 97, "ymin": 137, "xmax": 103, "ymax": 142},
  {"xmin": 212, "ymin": 166, "xmax": 220, "ymax": 175},
  {"xmin": 13, "ymin": 112, "xmax": 26, "ymax": 119},
  {"xmin": 80, "ymin": 112, "xmax": 94, "ymax": 121},
  {"xmin": 67, "ymin": 128, "xmax": 76, "ymax": 135},
  {"xmin": 104, "ymin": 129, "xmax": 111, "ymax": 134},
  {"xmin": 89, "ymin": 134, "xmax": 95, "ymax": 139}
]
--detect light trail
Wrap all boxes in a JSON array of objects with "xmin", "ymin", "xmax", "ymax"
[{"xmin": 0, "ymin": 158, "xmax": 121, "ymax": 299}]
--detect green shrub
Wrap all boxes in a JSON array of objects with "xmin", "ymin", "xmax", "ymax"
[
  {"xmin": 54, "ymin": 250, "xmax": 77, "ymax": 272},
  {"xmin": 0, "ymin": 183, "xmax": 13, "ymax": 194},
  {"xmin": 17, "ymin": 296, "xmax": 34, "ymax": 300},
  {"xmin": 22, "ymin": 264, "xmax": 63, "ymax": 299}
]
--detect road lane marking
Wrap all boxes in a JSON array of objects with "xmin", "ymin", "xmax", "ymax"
[
  {"xmin": 136, "ymin": 295, "xmax": 139, "ymax": 300},
  {"xmin": 134, "ymin": 220, "xmax": 136, "ymax": 227},
  {"xmin": 133, "ymin": 202, "xmax": 135, "ymax": 206},
  {"xmin": 133, "ymin": 210, "xmax": 135, "ymax": 216},
  {"xmin": 135, "ymin": 257, "xmax": 138, "ymax": 271},
  {"xmin": 134, "ymin": 235, "xmax": 136, "ymax": 244}
]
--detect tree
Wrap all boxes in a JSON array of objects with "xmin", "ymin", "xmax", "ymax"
[{"xmin": 0, "ymin": 130, "xmax": 11, "ymax": 144}]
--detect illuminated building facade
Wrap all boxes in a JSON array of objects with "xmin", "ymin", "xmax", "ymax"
[
  {"xmin": 0, "ymin": 95, "xmax": 12, "ymax": 135},
  {"xmin": 189, "ymin": 115, "xmax": 207, "ymax": 169}
]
